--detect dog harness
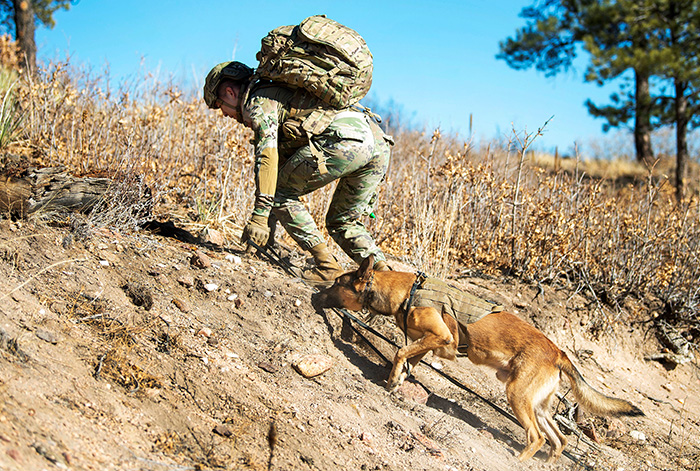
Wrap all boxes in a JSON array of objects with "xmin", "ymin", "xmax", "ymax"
[{"xmin": 401, "ymin": 273, "xmax": 504, "ymax": 347}]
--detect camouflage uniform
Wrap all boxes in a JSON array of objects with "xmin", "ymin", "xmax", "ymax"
[{"xmin": 241, "ymin": 85, "xmax": 392, "ymax": 264}]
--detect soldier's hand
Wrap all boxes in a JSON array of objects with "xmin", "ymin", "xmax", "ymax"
[{"xmin": 241, "ymin": 214, "xmax": 270, "ymax": 248}]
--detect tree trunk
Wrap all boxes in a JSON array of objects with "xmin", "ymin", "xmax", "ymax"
[
  {"xmin": 674, "ymin": 80, "xmax": 688, "ymax": 203},
  {"xmin": 13, "ymin": 0, "xmax": 36, "ymax": 72},
  {"xmin": 634, "ymin": 69, "xmax": 654, "ymax": 164},
  {"xmin": 0, "ymin": 167, "xmax": 152, "ymax": 219}
]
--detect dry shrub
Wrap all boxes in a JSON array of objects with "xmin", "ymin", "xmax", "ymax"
[
  {"xmin": 94, "ymin": 349, "xmax": 162, "ymax": 393},
  {"xmin": 0, "ymin": 35, "xmax": 19, "ymax": 71},
  {"xmin": 11, "ymin": 57, "xmax": 700, "ymax": 344},
  {"xmin": 16, "ymin": 59, "xmax": 254, "ymax": 235}
]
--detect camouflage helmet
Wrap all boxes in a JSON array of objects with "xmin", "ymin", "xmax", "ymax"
[{"xmin": 203, "ymin": 61, "xmax": 254, "ymax": 109}]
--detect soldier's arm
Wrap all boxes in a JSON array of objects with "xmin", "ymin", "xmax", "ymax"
[{"xmin": 242, "ymin": 95, "xmax": 283, "ymax": 218}]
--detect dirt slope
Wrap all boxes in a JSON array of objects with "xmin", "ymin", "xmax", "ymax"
[{"xmin": 0, "ymin": 218, "xmax": 698, "ymax": 471}]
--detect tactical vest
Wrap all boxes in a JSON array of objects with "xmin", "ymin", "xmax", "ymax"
[
  {"xmin": 244, "ymin": 82, "xmax": 391, "ymax": 166},
  {"xmin": 410, "ymin": 276, "xmax": 503, "ymax": 348},
  {"xmin": 243, "ymin": 82, "xmax": 336, "ymax": 160}
]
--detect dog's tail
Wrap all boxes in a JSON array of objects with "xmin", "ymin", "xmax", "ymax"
[{"xmin": 558, "ymin": 352, "xmax": 644, "ymax": 417}]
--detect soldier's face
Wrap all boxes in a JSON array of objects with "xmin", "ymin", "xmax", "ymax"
[{"xmin": 218, "ymin": 85, "xmax": 243, "ymax": 123}]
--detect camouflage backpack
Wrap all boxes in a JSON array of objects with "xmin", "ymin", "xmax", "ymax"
[{"xmin": 252, "ymin": 15, "xmax": 373, "ymax": 110}]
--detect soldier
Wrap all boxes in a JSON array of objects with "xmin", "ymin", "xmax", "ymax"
[{"xmin": 203, "ymin": 61, "xmax": 393, "ymax": 282}]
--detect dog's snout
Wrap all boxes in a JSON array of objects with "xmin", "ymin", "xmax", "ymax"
[{"xmin": 311, "ymin": 290, "xmax": 333, "ymax": 308}]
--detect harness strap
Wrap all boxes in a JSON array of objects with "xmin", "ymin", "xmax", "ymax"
[{"xmin": 402, "ymin": 271, "xmax": 426, "ymax": 346}]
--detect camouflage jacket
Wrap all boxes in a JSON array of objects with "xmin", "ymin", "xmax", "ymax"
[{"xmin": 241, "ymin": 83, "xmax": 380, "ymax": 218}]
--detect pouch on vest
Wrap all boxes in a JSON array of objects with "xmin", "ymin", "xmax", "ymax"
[{"xmin": 301, "ymin": 109, "xmax": 335, "ymax": 174}]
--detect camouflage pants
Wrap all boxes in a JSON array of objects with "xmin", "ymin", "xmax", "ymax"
[{"xmin": 272, "ymin": 112, "xmax": 391, "ymax": 264}]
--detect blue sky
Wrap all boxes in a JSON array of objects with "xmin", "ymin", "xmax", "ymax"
[{"xmin": 35, "ymin": 0, "xmax": 629, "ymax": 155}]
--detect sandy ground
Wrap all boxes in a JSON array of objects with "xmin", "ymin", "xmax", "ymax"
[{"xmin": 0, "ymin": 217, "xmax": 698, "ymax": 471}]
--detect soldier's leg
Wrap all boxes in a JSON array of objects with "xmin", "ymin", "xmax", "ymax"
[
  {"xmin": 271, "ymin": 145, "xmax": 328, "ymax": 251},
  {"xmin": 272, "ymin": 131, "xmax": 374, "ymax": 250},
  {"xmin": 325, "ymin": 138, "xmax": 391, "ymax": 265}
]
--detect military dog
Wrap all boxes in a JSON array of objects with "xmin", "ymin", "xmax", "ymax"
[{"xmin": 313, "ymin": 255, "xmax": 644, "ymax": 463}]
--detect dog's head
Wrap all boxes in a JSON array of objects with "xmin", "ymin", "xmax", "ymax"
[{"xmin": 311, "ymin": 255, "xmax": 375, "ymax": 311}]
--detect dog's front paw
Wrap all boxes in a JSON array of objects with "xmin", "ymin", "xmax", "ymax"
[{"xmin": 386, "ymin": 373, "xmax": 407, "ymax": 393}]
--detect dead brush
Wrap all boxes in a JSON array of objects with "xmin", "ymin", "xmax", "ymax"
[
  {"xmin": 93, "ymin": 348, "xmax": 162, "ymax": 393},
  {"xmin": 11, "ymin": 55, "xmax": 700, "ymax": 346},
  {"xmin": 63, "ymin": 290, "xmax": 144, "ymax": 347}
]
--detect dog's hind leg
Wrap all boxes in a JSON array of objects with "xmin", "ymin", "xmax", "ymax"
[
  {"xmin": 538, "ymin": 409, "xmax": 567, "ymax": 463},
  {"xmin": 506, "ymin": 373, "xmax": 547, "ymax": 461},
  {"xmin": 537, "ymin": 388, "xmax": 568, "ymax": 463}
]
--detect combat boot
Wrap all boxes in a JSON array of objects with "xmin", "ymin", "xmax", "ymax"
[{"xmin": 303, "ymin": 242, "xmax": 345, "ymax": 284}]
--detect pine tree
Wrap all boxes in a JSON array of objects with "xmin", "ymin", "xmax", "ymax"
[
  {"xmin": 498, "ymin": 0, "xmax": 656, "ymax": 162},
  {"xmin": 0, "ymin": 0, "xmax": 72, "ymax": 71}
]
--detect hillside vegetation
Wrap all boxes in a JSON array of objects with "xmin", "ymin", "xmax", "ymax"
[
  {"xmin": 0, "ymin": 40, "xmax": 699, "ymax": 471},
  {"xmin": 3, "ymin": 48, "xmax": 699, "ymax": 353}
]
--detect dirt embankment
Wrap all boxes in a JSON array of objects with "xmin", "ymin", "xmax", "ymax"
[{"xmin": 0, "ymin": 218, "xmax": 698, "ymax": 471}]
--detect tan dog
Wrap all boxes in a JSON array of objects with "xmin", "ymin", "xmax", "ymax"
[{"xmin": 313, "ymin": 256, "xmax": 644, "ymax": 463}]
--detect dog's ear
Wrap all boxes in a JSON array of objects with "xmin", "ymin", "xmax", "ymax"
[{"xmin": 358, "ymin": 255, "xmax": 375, "ymax": 281}]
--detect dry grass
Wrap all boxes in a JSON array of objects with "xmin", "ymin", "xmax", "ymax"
[{"xmin": 3, "ymin": 44, "xmax": 699, "ymax": 347}]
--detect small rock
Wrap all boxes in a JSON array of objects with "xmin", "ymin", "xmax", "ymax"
[
  {"xmin": 395, "ymin": 381, "xmax": 430, "ymax": 404},
  {"xmin": 202, "ymin": 228, "xmax": 225, "ymax": 246},
  {"xmin": 6, "ymin": 448, "xmax": 21, "ymax": 462},
  {"xmin": 204, "ymin": 283, "xmax": 219, "ymax": 292},
  {"xmin": 35, "ymin": 329, "xmax": 58, "ymax": 345},
  {"xmin": 234, "ymin": 298, "xmax": 243, "ymax": 309},
  {"xmin": 606, "ymin": 419, "xmax": 627, "ymax": 439},
  {"xmin": 227, "ymin": 293, "xmax": 238, "ymax": 302},
  {"xmin": 198, "ymin": 327, "xmax": 213, "ymax": 338},
  {"xmin": 294, "ymin": 299, "xmax": 302, "ymax": 307},
  {"xmin": 629, "ymin": 430, "xmax": 647, "ymax": 441},
  {"xmin": 99, "ymin": 260, "xmax": 110, "ymax": 267},
  {"xmin": 264, "ymin": 290, "xmax": 273, "ymax": 298},
  {"xmin": 154, "ymin": 274, "xmax": 169, "ymax": 285},
  {"xmin": 292, "ymin": 354, "xmax": 334, "ymax": 378},
  {"xmin": 177, "ymin": 275, "xmax": 194, "ymax": 288},
  {"xmin": 32, "ymin": 442, "xmax": 59, "ymax": 464},
  {"xmin": 50, "ymin": 301, "xmax": 67, "ymax": 315},
  {"xmin": 661, "ymin": 383, "xmax": 673, "ymax": 392},
  {"xmin": 207, "ymin": 337, "xmax": 219, "ymax": 346},
  {"xmin": 225, "ymin": 254, "xmax": 242, "ymax": 264},
  {"xmin": 172, "ymin": 298, "xmax": 189, "ymax": 313},
  {"xmin": 213, "ymin": 424, "xmax": 233, "ymax": 438},
  {"xmin": 190, "ymin": 250, "xmax": 212, "ymax": 269}
]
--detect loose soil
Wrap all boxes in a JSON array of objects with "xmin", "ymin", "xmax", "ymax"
[{"xmin": 0, "ymin": 217, "xmax": 698, "ymax": 471}]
